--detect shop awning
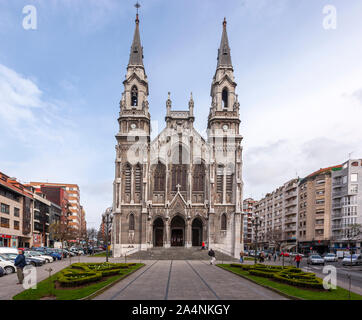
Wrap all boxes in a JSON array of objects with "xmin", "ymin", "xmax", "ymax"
[{"xmin": 281, "ymin": 244, "xmax": 296, "ymax": 251}]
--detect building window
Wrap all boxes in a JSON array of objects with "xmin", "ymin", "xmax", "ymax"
[
  {"xmin": 154, "ymin": 162, "xmax": 166, "ymax": 192},
  {"xmin": 135, "ymin": 164, "xmax": 142, "ymax": 193},
  {"xmin": 350, "ymin": 184, "xmax": 358, "ymax": 194},
  {"xmin": 14, "ymin": 220, "xmax": 20, "ymax": 230},
  {"xmin": 131, "ymin": 86, "xmax": 138, "ymax": 107},
  {"xmin": 123, "ymin": 163, "xmax": 132, "ymax": 194},
  {"xmin": 217, "ymin": 165, "xmax": 224, "ymax": 193},
  {"xmin": 14, "ymin": 207, "xmax": 20, "ymax": 217},
  {"xmin": 129, "ymin": 214, "xmax": 135, "ymax": 231},
  {"xmin": 351, "ymin": 173, "xmax": 358, "ymax": 182},
  {"xmin": 221, "ymin": 213, "xmax": 227, "ymax": 230},
  {"xmin": 193, "ymin": 163, "xmax": 205, "ymax": 192},
  {"xmin": 342, "ymin": 176, "xmax": 347, "ymax": 184},
  {"xmin": 0, "ymin": 217, "xmax": 9, "ymax": 228},
  {"xmin": 222, "ymin": 88, "xmax": 228, "ymax": 109},
  {"xmin": 0, "ymin": 203, "xmax": 9, "ymax": 214}
]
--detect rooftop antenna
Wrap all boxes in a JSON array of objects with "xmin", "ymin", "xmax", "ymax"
[{"xmin": 348, "ymin": 152, "xmax": 353, "ymax": 160}]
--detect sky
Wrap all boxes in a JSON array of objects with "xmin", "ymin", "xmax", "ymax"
[{"xmin": 1, "ymin": 0, "xmax": 362, "ymax": 229}]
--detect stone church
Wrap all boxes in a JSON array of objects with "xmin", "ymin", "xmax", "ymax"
[{"xmin": 112, "ymin": 14, "xmax": 244, "ymax": 258}]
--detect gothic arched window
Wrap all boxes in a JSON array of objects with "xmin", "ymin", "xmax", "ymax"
[
  {"xmin": 135, "ymin": 163, "xmax": 142, "ymax": 193},
  {"xmin": 221, "ymin": 213, "xmax": 227, "ymax": 230},
  {"xmin": 172, "ymin": 145, "xmax": 188, "ymax": 191},
  {"xmin": 216, "ymin": 165, "xmax": 224, "ymax": 193},
  {"xmin": 222, "ymin": 87, "xmax": 228, "ymax": 109},
  {"xmin": 193, "ymin": 163, "xmax": 205, "ymax": 192},
  {"xmin": 129, "ymin": 213, "xmax": 135, "ymax": 231},
  {"xmin": 124, "ymin": 163, "xmax": 132, "ymax": 194},
  {"xmin": 131, "ymin": 86, "xmax": 138, "ymax": 107},
  {"xmin": 154, "ymin": 162, "xmax": 166, "ymax": 191}
]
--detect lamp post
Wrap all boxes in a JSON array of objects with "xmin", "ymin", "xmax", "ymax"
[
  {"xmin": 102, "ymin": 207, "xmax": 113, "ymax": 263},
  {"xmin": 252, "ymin": 215, "xmax": 263, "ymax": 265}
]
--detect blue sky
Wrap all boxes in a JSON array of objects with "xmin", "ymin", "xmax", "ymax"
[{"xmin": 1, "ymin": 0, "xmax": 362, "ymax": 229}]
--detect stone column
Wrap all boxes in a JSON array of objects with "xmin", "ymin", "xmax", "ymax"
[
  {"xmin": 233, "ymin": 212, "xmax": 242, "ymax": 259},
  {"xmin": 185, "ymin": 219, "xmax": 192, "ymax": 248},
  {"xmin": 165, "ymin": 218, "xmax": 170, "ymax": 248}
]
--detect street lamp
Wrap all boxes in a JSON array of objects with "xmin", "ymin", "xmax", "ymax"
[
  {"xmin": 102, "ymin": 207, "xmax": 113, "ymax": 263},
  {"xmin": 252, "ymin": 215, "xmax": 263, "ymax": 265}
]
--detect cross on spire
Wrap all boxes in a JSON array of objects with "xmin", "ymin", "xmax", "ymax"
[
  {"xmin": 134, "ymin": 2, "xmax": 141, "ymax": 24},
  {"xmin": 176, "ymin": 184, "xmax": 181, "ymax": 192}
]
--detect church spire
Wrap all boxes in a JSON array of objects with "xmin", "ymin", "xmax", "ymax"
[
  {"xmin": 217, "ymin": 17, "xmax": 232, "ymax": 68},
  {"xmin": 128, "ymin": 3, "xmax": 144, "ymax": 67}
]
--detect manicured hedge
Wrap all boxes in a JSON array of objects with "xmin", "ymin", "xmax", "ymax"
[
  {"xmin": 229, "ymin": 263, "xmax": 326, "ymax": 290},
  {"xmin": 58, "ymin": 263, "xmax": 134, "ymax": 287}
]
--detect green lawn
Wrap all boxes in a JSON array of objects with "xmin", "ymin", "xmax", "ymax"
[
  {"xmin": 89, "ymin": 252, "xmax": 109, "ymax": 257},
  {"xmin": 13, "ymin": 263, "xmax": 143, "ymax": 300},
  {"xmin": 218, "ymin": 264, "xmax": 362, "ymax": 300}
]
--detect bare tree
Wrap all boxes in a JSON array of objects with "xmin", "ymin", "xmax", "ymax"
[{"xmin": 265, "ymin": 228, "xmax": 284, "ymax": 252}]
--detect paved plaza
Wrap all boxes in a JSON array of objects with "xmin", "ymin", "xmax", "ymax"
[{"xmin": 95, "ymin": 260, "xmax": 286, "ymax": 300}]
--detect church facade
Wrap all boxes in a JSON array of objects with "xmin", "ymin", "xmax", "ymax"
[{"xmin": 112, "ymin": 14, "xmax": 244, "ymax": 258}]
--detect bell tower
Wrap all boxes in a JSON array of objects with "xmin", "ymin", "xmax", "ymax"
[
  {"xmin": 207, "ymin": 18, "xmax": 244, "ymax": 258},
  {"xmin": 113, "ymin": 8, "xmax": 150, "ymax": 257}
]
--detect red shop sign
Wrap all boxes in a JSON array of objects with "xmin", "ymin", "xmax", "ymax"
[{"xmin": 0, "ymin": 234, "xmax": 12, "ymax": 239}]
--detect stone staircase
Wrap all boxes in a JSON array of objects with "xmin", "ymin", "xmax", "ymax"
[{"xmin": 126, "ymin": 247, "xmax": 238, "ymax": 261}]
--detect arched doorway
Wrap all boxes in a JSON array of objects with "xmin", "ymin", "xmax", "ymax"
[
  {"xmin": 170, "ymin": 215, "xmax": 185, "ymax": 247},
  {"xmin": 153, "ymin": 218, "xmax": 164, "ymax": 247},
  {"xmin": 192, "ymin": 218, "xmax": 203, "ymax": 246}
]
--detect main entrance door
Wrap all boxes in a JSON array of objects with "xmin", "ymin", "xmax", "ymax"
[
  {"xmin": 192, "ymin": 218, "xmax": 203, "ymax": 246},
  {"xmin": 153, "ymin": 218, "xmax": 164, "ymax": 247},
  {"xmin": 170, "ymin": 215, "xmax": 185, "ymax": 247}
]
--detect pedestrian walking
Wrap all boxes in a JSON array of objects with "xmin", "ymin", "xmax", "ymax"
[
  {"xmin": 208, "ymin": 248, "xmax": 216, "ymax": 265},
  {"xmin": 201, "ymin": 241, "xmax": 205, "ymax": 250},
  {"xmin": 14, "ymin": 249, "xmax": 26, "ymax": 285},
  {"xmin": 294, "ymin": 253, "xmax": 302, "ymax": 268},
  {"xmin": 239, "ymin": 250, "xmax": 244, "ymax": 264},
  {"xmin": 273, "ymin": 252, "xmax": 277, "ymax": 262}
]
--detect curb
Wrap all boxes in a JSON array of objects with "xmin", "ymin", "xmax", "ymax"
[
  {"xmin": 79, "ymin": 264, "xmax": 145, "ymax": 300},
  {"xmin": 217, "ymin": 265, "xmax": 303, "ymax": 301}
]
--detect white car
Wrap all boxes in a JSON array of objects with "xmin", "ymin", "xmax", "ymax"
[
  {"xmin": 323, "ymin": 253, "xmax": 338, "ymax": 262},
  {"xmin": 27, "ymin": 251, "xmax": 54, "ymax": 263},
  {"xmin": 24, "ymin": 251, "xmax": 47, "ymax": 263},
  {"xmin": 0, "ymin": 256, "xmax": 16, "ymax": 274},
  {"xmin": 307, "ymin": 255, "xmax": 325, "ymax": 265},
  {"xmin": 342, "ymin": 254, "xmax": 362, "ymax": 266}
]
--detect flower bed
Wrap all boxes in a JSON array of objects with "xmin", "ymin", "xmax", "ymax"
[{"xmin": 58, "ymin": 263, "xmax": 134, "ymax": 287}]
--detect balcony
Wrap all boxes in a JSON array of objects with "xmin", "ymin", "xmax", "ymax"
[
  {"xmin": 332, "ymin": 203, "xmax": 342, "ymax": 209},
  {"xmin": 285, "ymin": 217, "xmax": 297, "ymax": 223},
  {"xmin": 332, "ymin": 191, "xmax": 342, "ymax": 198},
  {"xmin": 331, "ymin": 212, "xmax": 343, "ymax": 220},
  {"xmin": 285, "ymin": 199, "xmax": 297, "ymax": 208},
  {"xmin": 284, "ymin": 226, "xmax": 296, "ymax": 232},
  {"xmin": 285, "ymin": 210, "xmax": 297, "ymax": 216}
]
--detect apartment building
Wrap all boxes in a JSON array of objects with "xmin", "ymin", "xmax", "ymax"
[
  {"xmin": 29, "ymin": 182, "xmax": 82, "ymax": 231},
  {"xmin": 331, "ymin": 159, "xmax": 362, "ymax": 251},
  {"xmin": 242, "ymin": 198, "xmax": 255, "ymax": 248},
  {"xmin": 298, "ymin": 166, "xmax": 339, "ymax": 254},
  {"xmin": 0, "ymin": 172, "xmax": 33, "ymax": 248},
  {"xmin": 253, "ymin": 178, "xmax": 299, "ymax": 251}
]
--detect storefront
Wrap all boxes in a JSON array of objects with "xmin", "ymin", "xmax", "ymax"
[{"xmin": 0, "ymin": 234, "xmax": 18, "ymax": 248}]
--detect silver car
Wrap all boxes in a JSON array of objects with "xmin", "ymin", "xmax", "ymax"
[
  {"xmin": 342, "ymin": 254, "xmax": 362, "ymax": 266},
  {"xmin": 307, "ymin": 254, "xmax": 325, "ymax": 265},
  {"xmin": 323, "ymin": 253, "xmax": 338, "ymax": 262}
]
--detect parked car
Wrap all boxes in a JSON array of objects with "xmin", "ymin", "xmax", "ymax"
[
  {"xmin": 0, "ymin": 253, "xmax": 42, "ymax": 267},
  {"xmin": 42, "ymin": 249, "xmax": 62, "ymax": 261},
  {"xmin": 0, "ymin": 247, "xmax": 18, "ymax": 255},
  {"xmin": 280, "ymin": 252, "xmax": 290, "ymax": 257},
  {"xmin": 0, "ymin": 256, "xmax": 16, "ymax": 274},
  {"xmin": 342, "ymin": 254, "xmax": 362, "ymax": 266},
  {"xmin": 323, "ymin": 253, "xmax": 338, "ymax": 262},
  {"xmin": 0, "ymin": 266, "xmax": 4, "ymax": 277},
  {"xmin": 27, "ymin": 251, "xmax": 54, "ymax": 263},
  {"xmin": 307, "ymin": 254, "xmax": 325, "ymax": 265},
  {"xmin": 24, "ymin": 251, "xmax": 47, "ymax": 264}
]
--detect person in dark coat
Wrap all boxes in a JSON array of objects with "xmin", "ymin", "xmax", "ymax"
[
  {"xmin": 208, "ymin": 248, "xmax": 216, "ymax": 265},
  {"xmin": 14, "ymin": 249, "xmax": 27, "ymax": 285}
]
